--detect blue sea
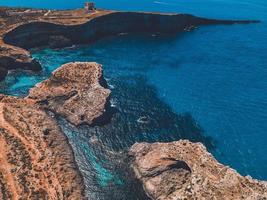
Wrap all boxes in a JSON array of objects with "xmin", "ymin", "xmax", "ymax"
[{"xmin": 0, "ymin": 0, "xmax": 267, "ymax": 199}]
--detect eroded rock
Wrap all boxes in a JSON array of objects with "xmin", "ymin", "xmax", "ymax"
[
  {"xmin": 28, "ymin": 62, "xmax": 111, "ymax": 126},
  {"xmin": 0, "ymin": 6, "xmax": 259, "ymax": 81},
  {"xmin": 0, "ymin": 95, "xmax": 85, "ymax": 200},
  {"xmin": 0, "ymin": 44, "xmax": 41, "ymax": 81},
  {"xmin": 0, "ymin": 62, "xmax": 111, "ymax": 199},
  {"xmin": 129, "ymin": 140, "xmax": 267, "ymax": 200}
]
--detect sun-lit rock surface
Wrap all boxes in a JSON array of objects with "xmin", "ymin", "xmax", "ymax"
[
  {"xmin": 0, "ymin": 95, "xmax": 85, "ymax": 200},
  {"xmin": 0, "ymin": 5, "xmax": 263, "ymax": 200},
  {"xmin": 28, "ymin": 62, "xmax": 111, "ymax": 126},
  {"xmin": 129, "ymin": 140, "xmax": 267, "ymax": 200},
  {"xmin": 0, "ymin": 62, "xmax": 111, "ymax": 199}
]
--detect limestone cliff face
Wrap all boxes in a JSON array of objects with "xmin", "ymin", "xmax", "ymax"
[
  {"xmin": 0, "ymin": 8, "xmax": 259, "ymax": 81},
  {"xmin": 3, "ymin": 12, "xmax": 258, "ymax": 50},
  {"xmin": 0, "ymin": 44, "xmax": 41, "ymax": 78},
  {"xmin": 129, "ymin": 140, "xmax": 267, "ymax": 200},
  {"xmin": 0, "ymin": 62, "xmax": 110, "ymax": 199}
]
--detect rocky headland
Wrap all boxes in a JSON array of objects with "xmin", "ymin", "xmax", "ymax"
[
  {"xmin": 0, "ymin": 7, "xmax": 259, "ymax": 81},
  {"xmin": 0, "ymin": 62, "xmax": 110, "ymax": 199},
  {"xmin": 129, "ymin": 140, "xmax": 267, "ymax": 200},
  {"xmin": 27, "ymin": 62, "xmax": 110, "ymax": 126},
  {"xmin": 0, "ymin": 5, "xmax": 265, "ymax": 200}
]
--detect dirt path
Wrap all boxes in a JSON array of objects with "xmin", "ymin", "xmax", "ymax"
[{"xmin": 0, "ymin": 103, "xmax": 63, "ymax": 199}]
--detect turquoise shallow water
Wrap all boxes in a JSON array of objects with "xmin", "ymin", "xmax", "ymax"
[{"xmin": 1, "ymin": 0, "xmax": 267, "ymax": 199}]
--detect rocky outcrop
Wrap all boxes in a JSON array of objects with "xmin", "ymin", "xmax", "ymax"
[
  {"xmin": 0, "ymin": 95, "xmax": 85, "ymax": 200},
  {"xmin": 0, "ymin": 62, "xmax": 110, "ymax": 199},
  {"xmin": 0, "ymin": 8, "xmax": 110, "ymax": 81},
  {"xmin": 0, "ymin": 7, "xmax": 259, "ymax": 81},
  {"xmin": 129, "ymin": 140, "xmax": 267, "ymax": 200},
  {"xmin": 0, "ymin": 45, "xmax": 41, "ymax": 74},
  {"xmin": 27, "ymin": 62, "xmax": 111, "ymax": 126}
]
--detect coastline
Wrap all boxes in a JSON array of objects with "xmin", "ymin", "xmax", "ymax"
[
  {"xmin": 0, "ymin": 7, "xmax": 259, "ymax": 81},
  {"xmin": 0, "ymin": 95, "xmax": 86, "ymax": 199},
  {"xmin": 0, "ymin": 5, "xmax": 264, "ymax": 199},
  {"xmin": 129, "ymin": 140, "xmax": 267, "ymax": 200},
  {"xmin": 0, "ymin": 62, "xmax": 110, "ymax": 199}
]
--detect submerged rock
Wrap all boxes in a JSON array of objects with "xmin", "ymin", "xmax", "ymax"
[
  {"xmin": 129, "ymin": 140, "xmax": 267, "ymax": 200},
  {"xmin": 28, "ymin": 62, "xmax": 111, "ymax": 126}
]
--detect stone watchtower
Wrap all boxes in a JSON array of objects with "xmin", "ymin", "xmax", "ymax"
[{"xmin": 84, "ymin": 2, "xmax": 95, "ymax": 13}]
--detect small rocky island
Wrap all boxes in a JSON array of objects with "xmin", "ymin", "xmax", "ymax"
[{"xmin": 0, "ymin": 4, "xmax": 265, "ymax": 200}]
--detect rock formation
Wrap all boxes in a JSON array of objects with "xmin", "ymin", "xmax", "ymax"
[
  {"xmin": 0, "ymin": 95, "xmax": 85, "ymax": 200},
  {"xmin": 0, "ymin": 62, "xmax": 110, "ymax": 199},
  {"xmin": 28, "ymin": 62, "xmax": 111, "ymax": 126},
  {"xmin": 0, "ymin": 44, "xmax": 41, "ymax": 79},
  {"xmin": 0, "ymin": 6, "xmax": 264, "ymax": 200},
  {"xmin": 129, "ymin": 140, "xmax": 267, "ymax": 200},
  {"xmin": 0, "ymin": 7, "xmax": 259, "ymax": 81}
]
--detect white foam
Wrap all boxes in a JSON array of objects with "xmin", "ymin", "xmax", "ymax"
[
  {"xmin": 110, "ymin": 99, "xmax": 117, "ymax": 107},
  {"xmin": 153, "ymin": 1, "xmax": 177, "ymax": 6}
]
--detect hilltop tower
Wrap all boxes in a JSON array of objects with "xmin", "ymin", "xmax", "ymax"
[{"xmin": 84, "ymin": 2, "xmax": 95, "ymax": 13}]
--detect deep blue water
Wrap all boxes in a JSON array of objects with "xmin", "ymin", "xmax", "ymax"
[{"xmin": 0, "ymin": 0, "xmax": 267, "ymax": 199}]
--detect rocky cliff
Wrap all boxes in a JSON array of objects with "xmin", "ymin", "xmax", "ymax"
[
  {"xmin": 0, "ymin": 62, "xmax": 110, "ymax": 199},
  {"xmin": 0, "ymin": 44, "xmax": 41, "ymax": 73},
  {"xmin": 129, "ymin": 140, "xmax": 267, "ymax": 200},
  {"xmin": 3, "ymin": 12, "xmax": 259, "ymax": 50},
  {"xmin": 0, "ymin": 7, "xmax": 259, "ymax": 81},
  {"xmin": 28, "ymin": 62, "xmax": 110, "ymax": 126}
]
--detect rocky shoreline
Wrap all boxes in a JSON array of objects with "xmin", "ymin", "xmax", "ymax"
[
  {"xmin": 28, "ymin": 62, "xmax": 110, "ymax": 126},
  {"xmin": 0, "ymin": 7, "xmax": 259, "ymax": 81},
  {"xmin": 129, "ymin": 140, "xmax": 267, "ymax": 200},
  {"xmin": 0, "ymin": 6, "xmax": 265, "ymax": 200},
  {"xmin": 0, "ymin": 62, "xmax": 110, "ymax": 199}
]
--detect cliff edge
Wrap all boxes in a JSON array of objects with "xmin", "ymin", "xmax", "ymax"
[
  {"xmin": 0, "ymin": 62, "xmax": 110, "ymax": 199},
  {"xmin": 129, "ymin": 140, "xmax": 267, "ymax": 200},
  {"xmin": 0, "ymin": 7, "xmax": 259, "ymax": 81},
  {"xmin": 27, "ymin": 62, "xmax": 110, "ymax": 126}
]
